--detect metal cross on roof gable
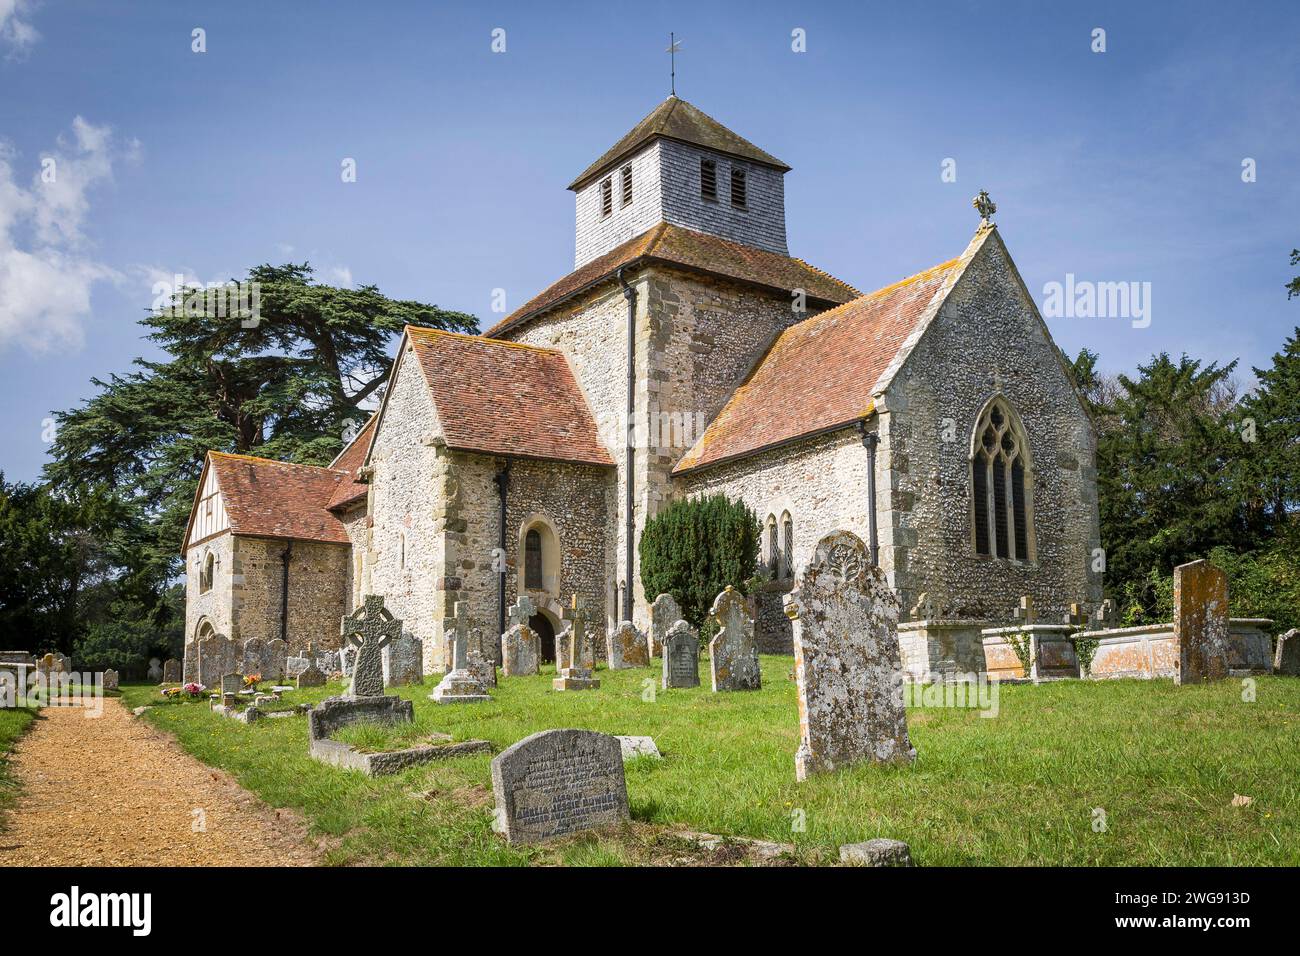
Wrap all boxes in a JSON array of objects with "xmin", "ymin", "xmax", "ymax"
[{"xmin": 973, "ymin": 189, "xmax": 997, "ymax": 224}]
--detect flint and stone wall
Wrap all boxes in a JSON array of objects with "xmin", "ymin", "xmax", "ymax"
[
  {"xmin": 503, "ymin": 264, "xmax": 810, "ymax": 629},
  {"xmin": 873, "ymin": 233, "xmax": 1101, "ymax": 623}
]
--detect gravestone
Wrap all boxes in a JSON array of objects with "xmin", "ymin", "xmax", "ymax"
[
  {"xmin": 285, "ymin": 655, "xmax": 310, "ymax": 679},
  {"xmin": 553, "ymin": 596, "xmax": 599, "ymax": 691},
  {"xmin": 555, "ymin": 625, "xmax": 573, "ymax": 671},
  {"xmin": 339, "ymin": 645, "xmax": 357, "ymax": 678},
  {"xmin": 1275, "ymin": 628, "xmax": 1300, "ymax": 676},
  {"xmin": 468, "ymin": 646, "xmax": 497, "ymax": 688},
  {"xmin": 162, "ymin": 659, "xmax": 181, "ymax": 684},
  {"xmin": 502, "ymin": 597, "xmax": 540, "ymax": 677},
  {"xmin": 197, "ymin": 634, "xmax": 237, "ymax": 690},
  {"xmin": 384, "ymin": 632, "xmax": 424, "ymax": 686},
  {"xmin": 221, "ymin": 673, "xmax": 244, "ymax": 696},
  {"xmin": 264, "ymin": 639, "xmax": 288, "ymax": 681},
  {"xmin": 606, "ymin": 621, "xmax": 649, "ymax": 670},
  {"xmin": 1173, "ymin": 559, "xmax": 1231, "ymax": 685},
  {"xmin": 785, "ymin": 530, "xmax": 915, "ymax": 781},
  {"xmin": 147, "ymin": 658, "xmax": 163, "ymax": 683},
  {"xmin": 296, "ymin": 662, "xmax": 327, "ymax": 688},
  {"xmin": 341, "ymin": 595, "xmax": 403, "ymax": 697},
  {"xmin": 649, "ymin": 593, "xmax": 682, "ymax": 658},
  {"xmin": 708, "ymin": 586, "xmax": 761, "ymax": 691},
  {"xmin": 430, "ymin": 602, "xmax": 491, "ymax": 703},
  {"xmin": 101, "ymin": 669, "xmax": 119, "ymax": 691},
  {"xmin": 661, "ymin": 620, "xmax": 700, "ymax": 689},
  {"xmin": 182, "ymin": 640, "xmax": 198, "ymax": 684},
  {"xmin": 240, "ymin": 638, "xmax": 266, "ymax": 677},
  {"xmin": 490, "ymin": 729, "xmax": 629, "ymax": 844}
]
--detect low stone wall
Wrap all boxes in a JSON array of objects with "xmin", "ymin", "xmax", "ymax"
[
  {"xmin": 898, "ymin": 620, "xmax": 987, "ymax": 681},
  {"xmin": 1079, "ymin": 618, "xmax": 1273, "ymax": 680},
  {"xmin": 980, "ymin": 625, "xmax": 1080, "ymax": 680}
]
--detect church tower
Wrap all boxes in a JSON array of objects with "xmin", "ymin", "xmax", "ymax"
[{"xmin": 568, "ymin": 96, "xmax": 791, "ymax": 267}]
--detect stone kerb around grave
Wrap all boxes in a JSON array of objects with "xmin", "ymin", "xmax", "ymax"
[
  {"xmin": 490, "ymin": 729, "xmax": 629, "ymax": 844},
  {"xmin": 307, "ymin": 695, "xmax": 489, "ymax": 777}
]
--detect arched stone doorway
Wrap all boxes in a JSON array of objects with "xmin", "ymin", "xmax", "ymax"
[{"xmin": 529, "ymin": 613, "xmax": 557, "ymax": 664}]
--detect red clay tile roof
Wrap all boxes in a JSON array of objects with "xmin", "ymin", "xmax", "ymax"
[
  {"xmin": 485, "ymin": 222, "xmax": 858, "ymax": 338},
  {"xmin": 405, "ymin": 328, "xmax": 614, "ymax": 467},
  {"xmin": 569, "ymin": 96, "xmax": 790, "ymax": 191},
  {"xmin": 326, "ymin": 413, "xmax": 377, "ymax": 511},
  {"xmin": 673, "ymin": 256, "xmax": 967, "ymax": 474},
  {"xmin": 198, "ymin": 453, "xmax": 352, "ymax": 545}
]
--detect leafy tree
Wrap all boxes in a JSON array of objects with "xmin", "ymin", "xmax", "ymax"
[
  {"xmin": 44, "ymin": 264, "xmax": 477, "ymax": 603},
  {"xmin": 1095, "ymin": 353, "xmax": 1248, "ymax": 617},
  {"xmin": 0, "ymin": 475, "xmax": 123, "ymax": 653},
  {"xmin": 1241, "ymin": 327, "xmax": 1300, "ymax": 529},
  {"xmin": 639, "ymin": 494, "xmax": 760, "ymax": 637}
]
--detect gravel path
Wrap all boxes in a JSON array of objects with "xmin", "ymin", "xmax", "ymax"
[{"xmin": 0, "ymin": 698, "xmax": 319, "ymax": 866}]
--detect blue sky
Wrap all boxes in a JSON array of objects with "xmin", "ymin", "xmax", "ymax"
[{"xmin": 1, "ymin": 0, "xmax": 1297, "ymax": 482}]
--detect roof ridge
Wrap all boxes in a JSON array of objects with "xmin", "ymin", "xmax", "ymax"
[
  {"xmin": 790, "ymin": 256, "xmax": 861, "ymax": 298},
  {"xmin": 210, "ymin": 450, "xmax": 348, "ymax": 476},
  {"xmin": 408, "ymin": 324, "xmax": 564, "ymax": 354}
]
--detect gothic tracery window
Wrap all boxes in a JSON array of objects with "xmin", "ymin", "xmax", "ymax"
[
  {"xmin": 971, "ymin": 399, "xmax": 1033, "ymax": 561},
  {"xmin": 766, "ymin": 514, "xmax": 779, "ymax": 577}
]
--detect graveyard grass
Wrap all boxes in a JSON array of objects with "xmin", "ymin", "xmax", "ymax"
[
  {"xmin": 119, "ymin": 662, "xmax": 1300, "ymax": 866},
  {"xmin": 0, "ymin": 707, "xmax": 38, "ymax": 831}
]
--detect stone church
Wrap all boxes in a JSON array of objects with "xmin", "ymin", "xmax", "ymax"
[{"xmin": 181, "ymin": 96, "xmax": 1102, "ymax": 681}]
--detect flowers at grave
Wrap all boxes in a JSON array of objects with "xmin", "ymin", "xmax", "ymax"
[
  {"xmin": 162, "ymin": 683, "xmax": 205, "ymax": 700},
  {"xmin": 243, "ymin": 673, "xmax": 262, "ymax": 689}
]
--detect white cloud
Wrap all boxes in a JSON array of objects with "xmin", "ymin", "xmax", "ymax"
[
  {"xmin": 0, "ymin": 117, "xmax": 129, "ymax": 354},
  {"xmin": 0, "ymin": 0, "xmax": 40, "ymax": 56},
  {"xmin": 327, "ymin": 265, "xmax": 353, "ymax": 288}
]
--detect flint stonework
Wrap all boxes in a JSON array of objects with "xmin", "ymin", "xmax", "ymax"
[
  {"xmin": 708, "ymin": 586, "xmax": 761, "ymax": 691},
  {"xmin": 490, "ymin": 729, "xmax": 629, "ymax": 844},
  {"xmin": 661, "ymin": 620, "xmax": 700, "ymax": 689},
  {"xmin": 649, "ymin": 593, "xmax": 683, "ymax": 658},
  {"xmin": 1173, "ymin": 559, "xmax": 1231, "ymax": 685},
  {"xmin": 606, "ymin": 621, "xmax": 649, "ymax": 669},
  {"xmin": 786, "ymin": 530, "xmax": 915, "ymax": 781}
]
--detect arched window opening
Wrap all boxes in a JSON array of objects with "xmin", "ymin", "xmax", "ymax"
[
  {"xmin": 524, "ymin": 529, "xmax": 543, "ymax": 590},
  {"xmin": 200, "ymin": 552, "xmax": 214, "ymax": 593},
  {"xmin": 781, "ymin": 512, "xmax": 794, "ymax": 580},
  {"xmin": 971, "ymin": 398, "xmax": 1033, "ymax": 561},
  {"xmin": 766, "ymin": 515, "xmax": 779, "ymax": 577},
  {"xmin": 399, "ymin": 532, "xmax": 406, "ymax": 570}
]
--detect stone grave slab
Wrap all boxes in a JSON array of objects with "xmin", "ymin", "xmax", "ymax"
[{"xmin": 661, "ymin": 620, "xmax": 700, "ymax": 689}]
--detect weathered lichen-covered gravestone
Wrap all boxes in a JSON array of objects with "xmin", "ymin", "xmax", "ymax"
[
  {"xmin": 555, "ymin": 625, "xmax": 573, "ymax": 671},
  {"xmin": 606, "ymin": 620, "xmax": 649, "ymax": 669},
  {"xmin": 708, "ymin": 586, "xmax": 761, "ymax": 691},
  {"xmin": 341, "ymin": 595, "xmax": 403, "ymax": 698},
  {"xmin": 264, "ymin": 638, "xmax": 288, "ymax": 681},
  {"xmin": 1276, "ymin": 628, "xmax": 1300, "ymax": 676},
  {"xmin": 468, "ymin": 645, "xmax": 497, "ymax": 688},
  {"xmin": 296, "ymin": 662, "xmax": 327, "ymax": 688},
  {"xmin": 649, "ymin": 593, "xmax": 682, "ymax": 658},
  {"xmin": 101, "ymin": 669, "xmax": 119, "ymax": 691},
  {"xmin": 383, "ymin": 631, "xmax": 424, "ymax": 686},
  {"xmin": 197, "ymin": 634, "xmax": 237, "ymax": 690},
  {"xmin": 430, "ymin": 602, "xmax": 491, "ymax": 704},
  {"xmin": 502, "ymin": 596, "xmax": 540, "ymax": 677},
  {"xmin": 661, "ymin": 620, "xmax": 700, "ymax": 689},
  {"xmin": 785, "ymin": 530, "xmax": 915, "ymax": 781},
  {"xmin": 221, "ymin": 673, "xmax": 243, "ymax": 696},
  {"xmin": 553, "ymin": 597, "xmax": 599, "ymax": 691},
  {"xmin": 1173, "ymin": 559, "xmax": 1231, "ymax": 685},
  {"xmin": 240, "ymin": 638, "xmax": 266, "ymax": 677},
  {"xmin": 490, "ymin": 729, "xmax": 629, "ymax": 844},
  {"xmin": 147, "ymin": 657, "xmax": 163, "ymax": 683},
  {"xmin": 162, "ymin": 659, "xmax": 181, "ymax": 684}
]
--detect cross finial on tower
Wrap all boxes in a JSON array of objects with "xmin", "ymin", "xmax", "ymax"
[
  {"xmin": 666, "ymin": 33, "xmax": 682, "ymax": 97},
  {"xmin": 973, "ymin": 189, "xmax": 997, "ymax": 225}
]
